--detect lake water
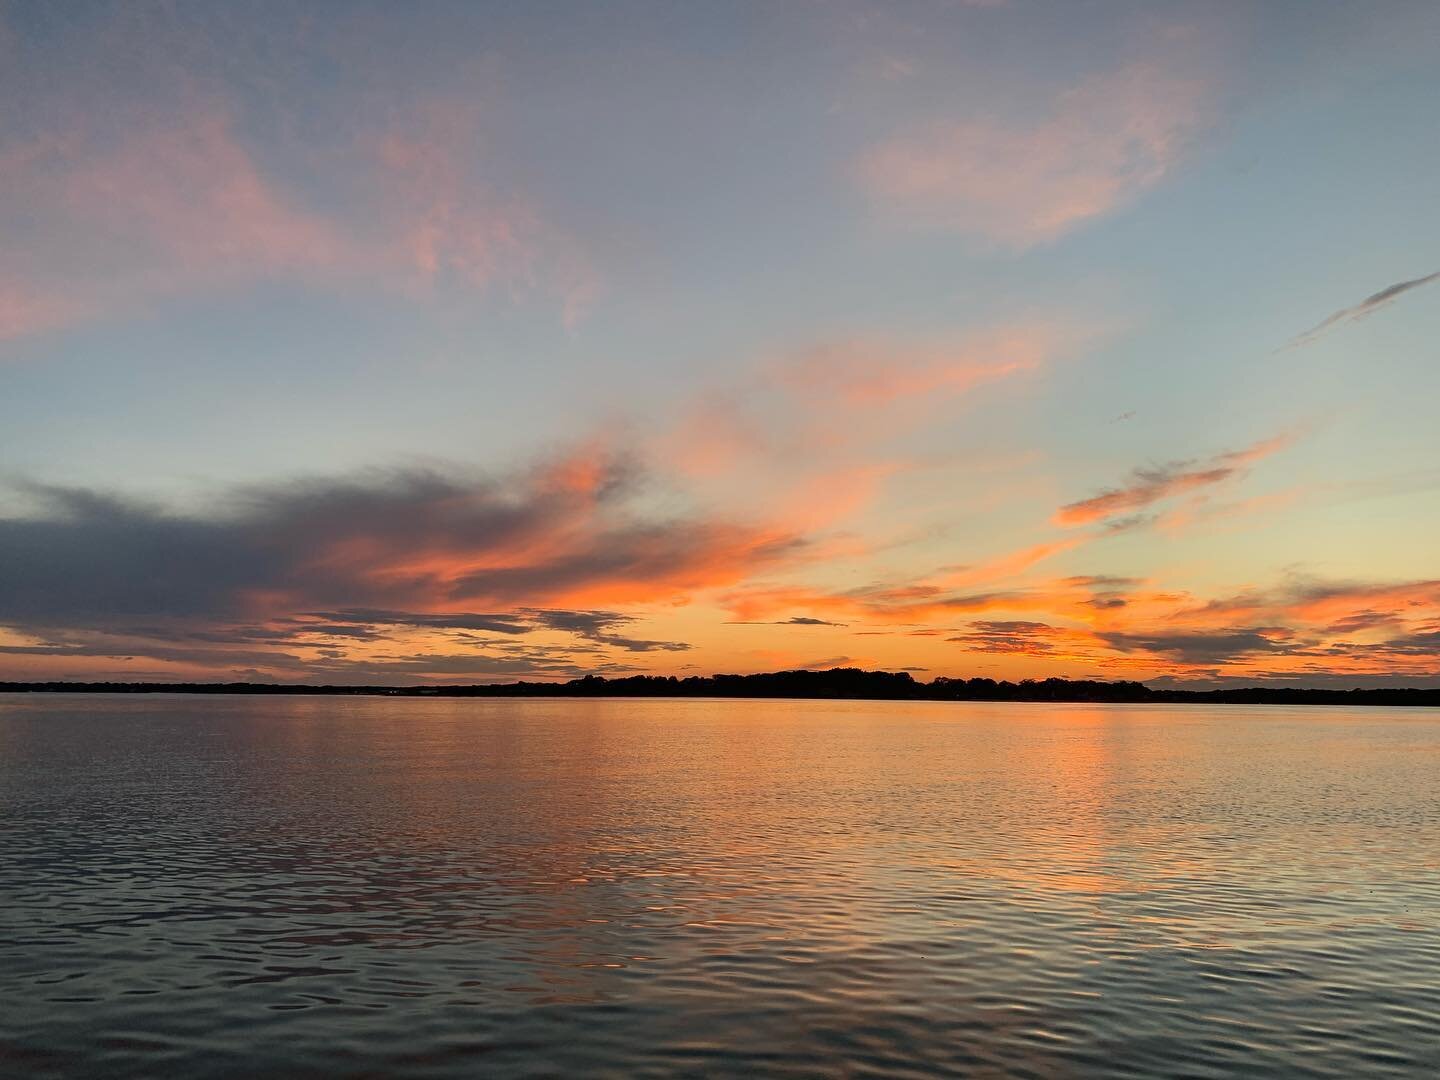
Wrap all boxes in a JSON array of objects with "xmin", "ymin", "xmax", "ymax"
[{"xmin": 1, "ymin": 695, "xmax": 1438, "ymax": 1078}]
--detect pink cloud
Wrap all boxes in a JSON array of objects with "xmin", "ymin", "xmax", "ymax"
[
  {"xmin": 373, "ymin": 103, "xmax": 600, "ymax": 322},
  {"xmin": 777, "ymin": 327, "xmax": 1052, "ymax": 406},
  {"xmin": 0, "ymin": 100, "xmax": 598, "ymax": 344},
  {"xmin": 0, "ymin": 109, "xmax": 342, "ymax": 341},
  {"xmin": 63, "ymin": 111, "xmax": 343, "ymax": 274},
  {"xmin": 859, "ymin": 60, "xmax": 1213, "ymax": 246},
  {"xmin": 0, "ymin": 280, "xmax": 87, "ymax": 344}
]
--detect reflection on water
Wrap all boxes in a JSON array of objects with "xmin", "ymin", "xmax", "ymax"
[{"xmin": 2, "ymin": 696, "xmax": 1438, "ymax": 1077}]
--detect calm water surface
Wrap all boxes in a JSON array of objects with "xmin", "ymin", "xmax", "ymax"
[{"xmin": 2, "ymin": 696, "xmax": 1438, "ymax": 1078}]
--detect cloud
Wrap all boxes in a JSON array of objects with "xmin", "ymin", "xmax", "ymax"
[
  {"xmin": 657, "ymin": 323, "xmax": 1079, "ymax": 478},
  {"xmin": 306, "ymin": 650, "xmax": 632, "ymax": 682},
  {"xmin": 523, "ymin": 609, "xmax": 691, "ymax": 652},
  {"xmin": 858, "ymin": 60, "xmax": 1213, "ymax": 246},
  {"xmin": 62, "ymin": 110, "xmax": 343, "ymax": 274},
  {"xmin": 371, "ymin": 101, "xmax": 600, "ymax": 324},
  {"xmin": 717, "ymin": 562, "xmax": 1440, "ymax": 683},
  {"xmin": 775, "ymin": 328, "xmax": 1052, "ymax": 406},
  {"xmin": 718, "ymin": 580, "xmax": 1042, "ymax": 625},
  {"xmin": 304, "ymin": 609, "xmax": 533, "ymax": 635},
  {"xmin": 793, "ymin": 656, "xmax": 859, "ymax": 671},
  {"xmin": 1054, "ymin": 432, "xmax": 1294, "ymax": 527},
  {"xmin": 298, "ymin": 607, "xmax": 695, "ymax": 653},
  {"xmin": 0, "ymin": 280, "xmax": 89, "ymax": 344},
  {"xmin": 1147, "ymin": 670, "xmax": 1440, "ymax": 692},
  {"xmin": 0, "ymin": 106, "xmax": 346, "ymax": 344},
  {"xmin": 1085, "ymin": 575, "xmax": 1440, "ymax": 677},
  {"xmin": 727, "ymin": 616, "xmax": 848, "ymax": 627},
  {"xmin": 947, "ymin": 620, "xmax": 1065, "ymax": 655},
  {"xmin": 936, "ymin": 537, "xmax": 1084, "ymax": 588},
  {"xmin": 1, "ymin": 95, "xmax": 596, "ymax": 343},
  {"xmin": 299, "ymin": 605, "xmax": 694, "ymax": 653},
  {"xmin": 1098, "ymin": 628, "xmax": 1296, "ymax": 664},
  {"xmin": 1180, "ymin": 577, "xmax": 1440, "ymax": 629},
  {"xmin": 1287, "ymin": 270, "xmax": 1440, "ymax": 348},
  {"xmin": 648, "ymin": 321, "xmax": 1083, "ymax": 541},
  {"xmin": 0, "ymin": 448, "xmax": 797, "ymax": 677},
  {"xmin": 0, "ymin": 640, "xmax": 309, "ymax": 669}
]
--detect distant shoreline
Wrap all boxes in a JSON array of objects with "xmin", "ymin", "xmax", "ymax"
[{"xmin": 2, "ymin": 668, "xmax": 1437, "ymax": 706}]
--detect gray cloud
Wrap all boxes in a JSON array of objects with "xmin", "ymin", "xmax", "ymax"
[
  {"xmin": 522, "ymin": 609, "xmax": 691, "ymax": 651},
  {"xmin": 304, "ymin": 609, "xmax": 534, "ymax": 635},
  {"xmin": 0, "ymin": 640, "xmax": 310, "ymax": 669},
  {"xmin": 1099, "ymin": 628, "xmax": 1295, "ymax": 664},
  {"xmin": 304, "ymin": 608, "xmax": 691, "ymax": 653},
  {"xmin": 0, "ymin": 453, "xmax": 793, "ymax": 677},
  {"xmin": 947, "ymin": 620, "xmax": 1063, "ymax": 655},
  {"xmin": 1062, "ymin": 575, "xmax": 1142, "ymax": 589},
  {"xmin": 727, "ymin": 616, "xmax": 848, "ymax": 627},
  {"xmin": 1287, "ymin": 270, "xmax": 1440, "ymax": 348},
  {"xmin": 1055, "ymin": 434, "xmax": 1289, "ymax": 527},
  {"xmin": 1150, "ymin": 670, "xmax": 1440, "ymax": 691},
  {"xmin": 0, "ymin": 462, "xmax": 785, "ymax": 625}
]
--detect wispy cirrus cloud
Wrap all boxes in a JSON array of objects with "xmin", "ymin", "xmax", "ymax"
[
  {"xmin": 669, "ymin": 321, "xmax": 1091, "ymax": 474},
  {"xmin": 935, "ymin": 538, "xmax": 1085, "ymax": 588},
  {"xmin": 0, "ymin": 280, "xmax": 89, "ymax": 344},
  {"xmin": 62, "ymin": 111, "xmax": 344, "ymax": 275},
  {"xmin": 651, "ymin": 321, "xmax": 1087, "ymax": 543},
  {"xmin": 1054, "ymin": 432, "xmax": 1295, "ymax": 527},
  {"xmin": 1286, "ymin": 270, "xmax": 1440, "ymax": 348},
  {"xmin": 775, "ymin": 327, "xmax": 1054, "ymax": 406},
  {"xmin": 1, "ymin": 98, "xmax": 597, "ymax": 343},
  {"xmin": 1, "ymin": 106, "xmax": 344, "ymax": 341},
  {"xmin": 1177, "ymin": 576, "xmax": 1440, "ymax": 630},
  {"xmin": 858, "ymin": 59, "xmax": 1214, "ymax": 246},
  {"xmin": 371, "ymin": 101, "xmax": 600, "ymax": 326}
]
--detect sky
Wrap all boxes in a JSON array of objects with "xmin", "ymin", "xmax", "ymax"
[{"xmin": 2, "ymin": 0, "xmax": 1439, "ymax": 688}]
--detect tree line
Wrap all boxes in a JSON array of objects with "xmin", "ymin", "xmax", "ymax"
[{"xmin": 2, "ymin": 667, "xmax": 1437, "ymax": 705}]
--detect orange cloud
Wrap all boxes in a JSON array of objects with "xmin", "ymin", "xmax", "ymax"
[
  {"xmin": 859, "ymin": 60, "xmax": 1213, "ymax": 246},
  {"xmin": 768, "ymin": 462, "xmax": 908, "ymax": 537},
  {"xmin": 936, "ymin": 537, "xmax": 1086, "ymax": 589},
  {"xmin": 1181, "ymin": 578, "xmax": 1440, "ymax": 630},
  {"xmin": 657, "ymin": 324, "xmax": 1070, "ymax": 488},
  {"xmin": 713, "ymin": 561, "xmax": 1440, "ymax": 684},
  {"xmin": 659, "ymin": 395, "xmax": 767, "ymax": 479}
]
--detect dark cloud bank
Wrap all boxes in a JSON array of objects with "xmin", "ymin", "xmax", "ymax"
[{"xmin": 0, "ymin": 459, "xmax": 800, "ymax": 679}]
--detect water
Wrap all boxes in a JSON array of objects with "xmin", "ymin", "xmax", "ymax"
[{"xmin": 1, "ymin": 696, "xmax": 1438, "ymax": 1078}]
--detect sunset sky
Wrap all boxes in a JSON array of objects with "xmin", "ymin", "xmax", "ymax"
[{"xmin": 2, "ymin": 1, "xmax": 1438, "ymax": 687}]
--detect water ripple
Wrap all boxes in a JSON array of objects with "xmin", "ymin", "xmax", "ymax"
[{"xmin": 2, "ymin": 696, "xmax": 1439, "ymax": 1077}]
